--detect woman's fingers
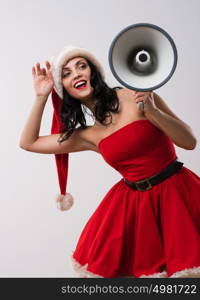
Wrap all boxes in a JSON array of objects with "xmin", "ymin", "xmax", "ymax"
[
  {"xmin": 45, "ymin": 61, "xmax": 54, "ymax": 81},
  {"xmin": 135, "ymin": 91, "xmax": 150, "ymax": 96},
  {"xmin": 36, "ymin": 62, "xmax": 42, "ymax": 75},
  {"xmin": 135, "ymin": 91, "xmax": 151, "ymax": 101},
  {"xmin": 33, "ymin": 61, "xmax": 53, "ymax": 79},
  {"xmin": 135, "ymin": 94, "xmax": 146, "ymax": 101},
  {"xmin": 45, "ymin": 61, "xmax": 51, "ymax": 70},
  {"xmin": 33, "ymin": 62, "xmax": 46, "ymax": 76},
  {"xmin": 32, "ymin": 66, "xmax": 36, "ymax": 77},
  {"xmin": 41, "ymin": 68, "xmax": 46, "ymax": 76}
]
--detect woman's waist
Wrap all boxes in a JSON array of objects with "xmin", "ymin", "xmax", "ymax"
[{"xmin": 117, "ymin": 155, "xmax": 178, "ymax": 182}]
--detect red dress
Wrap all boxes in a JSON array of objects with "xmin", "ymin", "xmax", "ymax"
[{"xmin": 70, "ymin": 119, "xmax": 200, "ymax": 278}]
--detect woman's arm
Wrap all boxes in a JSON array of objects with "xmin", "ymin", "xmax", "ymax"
[
  {"xmin": 19, "ymin": 96, "xmax": 91, "ymax": 154},
  {"xmin": 145, "ymin": 92, "xmax": 197, "ymax": 150},
  {"xmin": 19, "ymin": 61, "xmax": 91, "ymax": 154},
  {"xmin": 19, "ymin": 95, "xmax": 47, "ymax": 149}
]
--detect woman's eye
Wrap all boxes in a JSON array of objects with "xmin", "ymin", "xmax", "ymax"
[
  {"xmin": 63, "ymin": 73, "xmax": 70, "ymax": 77},
  {"xmin": 80, "ymin": 64, "xmax": 86, "ymax": 69}
]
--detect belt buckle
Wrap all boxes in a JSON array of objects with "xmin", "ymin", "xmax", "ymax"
[{"xmin": 135, "ymin": 178, "xmax": 152, "ymax": 191}]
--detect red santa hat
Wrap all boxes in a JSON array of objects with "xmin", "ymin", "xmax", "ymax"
[{"xmin": 50, "ymin": 45, "xmax": 105, "ymax": 211}]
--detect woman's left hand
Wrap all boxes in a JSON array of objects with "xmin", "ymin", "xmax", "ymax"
[{"xmin": 135, "ymin": 91, "xmax": 158, "ymax": 117}]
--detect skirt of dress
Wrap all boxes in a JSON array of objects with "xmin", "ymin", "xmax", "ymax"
[{"xmin": 70, "ymin": 166, "xmax": 200, "ymax": 278}]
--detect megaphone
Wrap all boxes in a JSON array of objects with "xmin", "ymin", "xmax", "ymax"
[{"xmin": 109, "ymin": 23, "xmax": 178, "ymax": 92}]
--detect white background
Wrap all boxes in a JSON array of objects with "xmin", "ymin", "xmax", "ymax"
[{"xmin": 0, "ymin": 0, "xmax": 199, "ymax": 277}]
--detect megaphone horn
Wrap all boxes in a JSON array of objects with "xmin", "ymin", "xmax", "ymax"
[{"xmin": 109, "ymin": 23, "xmax": 178, "ymax": 92}]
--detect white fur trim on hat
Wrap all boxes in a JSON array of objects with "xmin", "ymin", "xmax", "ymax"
[{"xmin": 51, "ymin": 45, "xmax": 105, "ymax": 99}]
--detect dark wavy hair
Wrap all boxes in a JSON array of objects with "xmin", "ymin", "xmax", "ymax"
[{"xmin": 58, "ymin": 59, "xmax": 122, "ymax": 143}]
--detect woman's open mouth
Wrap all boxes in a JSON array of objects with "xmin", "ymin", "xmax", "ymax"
[{"xmin": 74, "ymin": 80, "xmax": 87, "ymax": 90}]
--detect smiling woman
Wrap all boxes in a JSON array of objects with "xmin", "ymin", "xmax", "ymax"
[
  {"xmin": 52, "ymin": 49, "xmax": 121, "ymax": 142},
  {"xmin": 62, "ymin": 58, "xmax": 90, "ymax": 90},
  {"xmin": 19, "ymin": 44, "xmax": 200, "ymax": 279}
]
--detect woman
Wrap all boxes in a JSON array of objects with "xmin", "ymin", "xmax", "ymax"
[{"xmin": 19, "ymin": 45, "xmax": 200, "ymax": 278}]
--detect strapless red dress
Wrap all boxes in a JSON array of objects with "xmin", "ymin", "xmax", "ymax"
[{"xmin": 70, "ymin": 119, "xmax": 200, "ymax": 278}]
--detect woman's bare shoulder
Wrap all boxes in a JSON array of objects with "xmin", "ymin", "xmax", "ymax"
[
  {"xmin": 116, "ymin": 87, "xmax": 137, "ymax": 99},
  {"xmin": 78, "ymin": 88, "xmax": 140, "ymax": 153},
  {"xmin": 77, "ymin": 126, "xmax": 101, "ymax": 153}
]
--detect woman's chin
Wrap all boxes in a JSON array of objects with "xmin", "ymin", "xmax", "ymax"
[{"xmin": 73, "ymin": 88, "xmax": 94, "ymax": 100}]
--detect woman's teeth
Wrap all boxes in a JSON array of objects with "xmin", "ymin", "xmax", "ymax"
[{"xmin": 74, "ymin": 81, "xmax": 87, "ymax": 89}]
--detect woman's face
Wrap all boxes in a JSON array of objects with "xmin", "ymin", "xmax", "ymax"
[{"xmin": 62, "ymin": 56, "xmax": 94, "ymax": 100}]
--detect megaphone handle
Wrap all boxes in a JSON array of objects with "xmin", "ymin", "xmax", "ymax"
[{"xmin": 137, "ymin": 101, "xmax": 144, "ymax": 111}]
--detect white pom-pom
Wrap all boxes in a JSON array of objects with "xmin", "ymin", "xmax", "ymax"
[{"xmin": 56, "ymin": 193, "xmax": 74, "ymax": 211}]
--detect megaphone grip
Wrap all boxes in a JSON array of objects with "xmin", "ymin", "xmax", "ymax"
[{"xmin": 137, "ymin": 101, "xmax": 144, "ymax": 111}]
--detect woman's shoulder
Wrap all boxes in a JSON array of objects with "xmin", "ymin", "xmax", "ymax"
[
  {"xmin": 116, "ymin": 87, "xmax": 137, "ymax": 100},
  {"xmin": 76, "ymin": 87, "xmax": 139, "ymax": 152},
  {"xmin": 75, "ymin": 125, "xmax": 100, "ymax": 153}
]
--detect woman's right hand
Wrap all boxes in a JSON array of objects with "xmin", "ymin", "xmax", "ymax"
[{"xmin": 32, "ymin": 61, "xmax": 54, "ymax": 98}]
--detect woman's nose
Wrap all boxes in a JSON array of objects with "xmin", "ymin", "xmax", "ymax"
[{"xmin": 73, "ymin": 69, "xmax": 81, "ymax": 78}]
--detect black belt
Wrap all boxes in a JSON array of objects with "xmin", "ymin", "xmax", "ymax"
[{"xmin": 123, "ymin": 158, "xmax": 184, "ymax": 191}]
